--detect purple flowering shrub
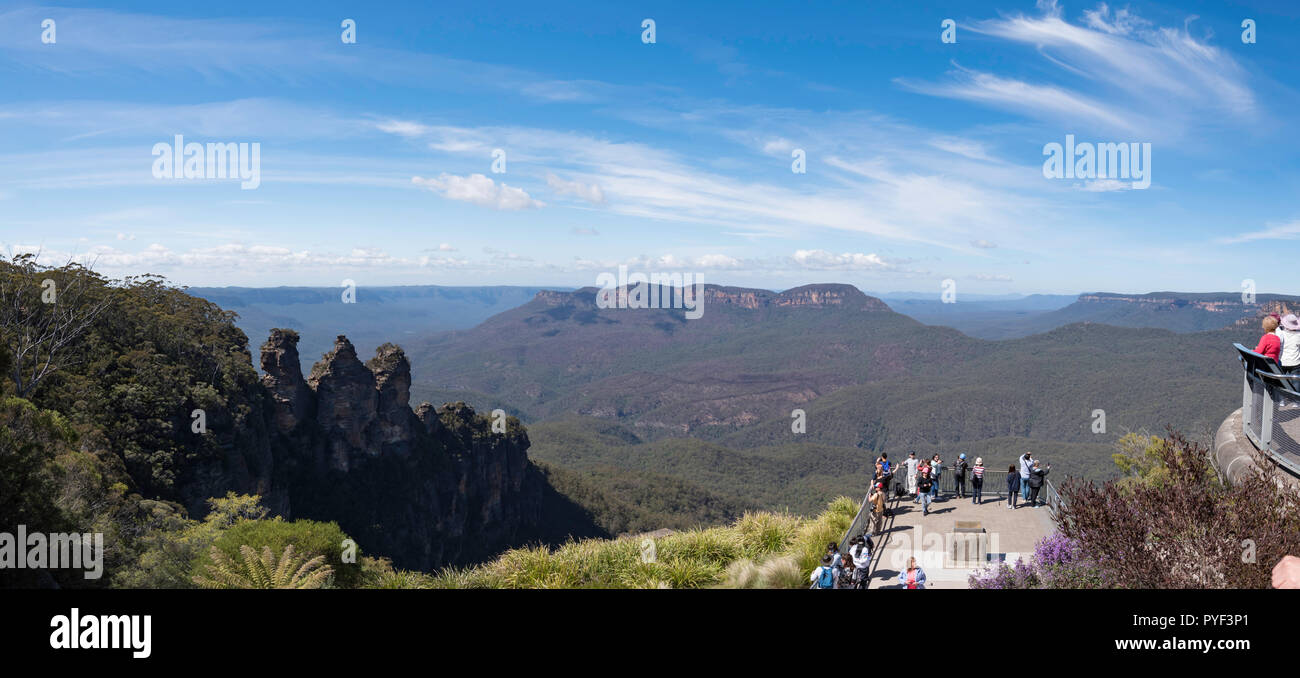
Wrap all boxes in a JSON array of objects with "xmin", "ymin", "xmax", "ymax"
[{"xmin": 968, "ymin": 532, "xmax": 1104, "ymax": 589}]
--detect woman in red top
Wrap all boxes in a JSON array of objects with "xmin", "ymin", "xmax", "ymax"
[{"xmin": 1257, "ymin": 316, "xmax": 1282, "ymax": 362}]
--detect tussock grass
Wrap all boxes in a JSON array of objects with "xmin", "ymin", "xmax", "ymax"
[{"xmin": 369, "ymin": 497, "xmax": 862, "ymax": 589}]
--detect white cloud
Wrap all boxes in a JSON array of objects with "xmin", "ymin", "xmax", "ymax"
[
  {"xmin": 903, "ymin": 6, "xmax": 1256, "ymax": 139},
  {"xmin": 375, "ymin": 119, "xmax": 433, "ymax": 138},
  {"xmin": 900, "ymin": 68, "xmax": 1138, "ymax": 133},
  {"xmin": 1220, "ymin": 220, "xmax": 1300, "ymax": 244},
  {"xmin": 970, "ymin": 273, "xmax": 1013, "ymax": 281},
  {"xmin": 1081, "ymin": 179, "xmax": 1131, "ymax": 192},
  {"xmin": 970, "ymin": 239, "xmax": 997, "ymax": 249},
  {"xmin": 411, "ymin": 173, "xmax": 543, "ymax": 210},
  {"xmin": 792, "ymin": 250, "xmax": 892, "ymax": 270},
  {"xmin": 761, "ymin": 138, "xmax": 794, "ymax": 155},
  {"xmin": 546, "ymin": 173, "xmax": 605, "ymax": 204}
]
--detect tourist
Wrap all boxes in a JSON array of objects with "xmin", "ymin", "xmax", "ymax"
[
  {"xmin": 971, "ymin": 457, "xmax": 985, "ymax": 504},
  {"xmin": 1006, "ymin": 465, "xmax": 1020, "ymax": 509},
  {"xmin": 954, "ymin": 453, "xmax": 969, "ymax": 498},
  {"xmin": 826, "ymin": 541, "xmax": 840, "ymax": 566},
  {"xmin": 917, "ymin": 464, "xmax": 934, "ymax": 515},
  {"xmin": 905, "ymin": 451, "xmax": 920, "ymax": 502},
  {"xmin": 1280, "ymin": 314, "xmax": 1300, "ymax": 373},
  {"xmin": 1256, "ymin": 316, "xmax": 1282, "ymax": 363},
  {"xmin": 838, "ymin": 552, "xmax": 856, "ymax": 589},
  {"xmin": 869, "ymin": 482, "xmax": 887, "ymax": 534},
  {"xmin": 878, "ymin": 452, "xmax": 893, "ymax": 495},
  {"xmin": 850, "ymin": 536, "xmax": 872, "ymax": 588},
  {"xmin": 1027, "ymin": 460, "xmax": 1051, "ymax": 506},
  {"xmin": 1019, "ymin": 452, "xmax": 1034, "ymax": 501},
  {"xmin": 898, "ymin": 556, "xmax": 926, "ymax": 589},
  {"xmin": 930, "ymin": 454, "xmax": 943, "ymax": 500},
  {"xmin": 811, "ymin": 555, "xmax": 837, "ymax": 589}
]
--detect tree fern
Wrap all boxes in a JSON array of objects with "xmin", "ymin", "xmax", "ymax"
[{"xmin": 193, "ymin": 544, "xmax": 333, "ymax": 589}]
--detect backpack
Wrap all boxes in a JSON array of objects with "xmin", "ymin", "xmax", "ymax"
[{"xmin": 817, "ymin": 566, "xmax": 836, "ymax": 589}]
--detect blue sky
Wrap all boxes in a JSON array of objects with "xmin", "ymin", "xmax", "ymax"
[{"xmin": 1, "ymin": 0, "xmax": 1298, "ymax": 295}]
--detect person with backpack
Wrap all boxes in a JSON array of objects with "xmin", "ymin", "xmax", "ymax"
[
  {"xmin": 868, "ymin": 482, "xmax": 887, "ymax": 534},
  {"xmin": 916, "ymin": 464, "xmax": 934, "ymax": 516},
  {"xmin": 954, "ymin": 454, "xmax": 969, "ymax": 498},
  {"xmin": 811, "ymin": 555, "xmax": 837, "ymax": 589},
  {"xmin": 898, "ymin": 556, "xmax": 926, "ymax": 589},
  {"xmin": 1006, "ymin": 465, "xmax": 1020, "ymax": 509},
  {"xmin": 971, "ymin": 457, "xmax": 985, "ymax": 505},
  {"xmin": 1027, "ymin": 460, "xmax": 1052, "ymax": 507}
]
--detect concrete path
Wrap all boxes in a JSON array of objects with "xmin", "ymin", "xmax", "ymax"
[{"xmin": 859, "ymin": 490, "xmax": 1056, "ymax": 590}]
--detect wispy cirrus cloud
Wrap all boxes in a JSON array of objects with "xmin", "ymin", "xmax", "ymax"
[
  {"xmin": 900, "ymin": 2, "xmax": 1257, "ymax": 139},
  {"xmin": 1219, "ymin": 219, "xmax": 1300, "ymax": 244}
]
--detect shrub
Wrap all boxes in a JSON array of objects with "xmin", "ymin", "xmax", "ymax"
[
  {"xmin": 192, "ymin": 544, "xmax": 332, "ymax": 589},
  {"xmin": 198, "ymin": 517, "xmax": 361, "ymax": 588},
  {"xmin": 1054, "ymin": 429, "xmax": 1300, "ymax": 588}
]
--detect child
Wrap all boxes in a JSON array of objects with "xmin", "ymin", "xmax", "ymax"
[
  {"xmin": 811, "ymin": 555, "xmax": 836, "ymax": 589},
  {"xmin": 971, "ymin": 457, "xmax": 985, "ymax": 504}
]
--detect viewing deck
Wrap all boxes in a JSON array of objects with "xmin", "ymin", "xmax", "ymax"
[
  {"xmin": 1226, "ymin": 344, "xmax": 1300, "ymax": 484},
  {"xmin": 863, "ymin": 492, "xmax": 1054, "ymax": 589},
  {"xmin": 834, "ymin": 472, "xmax": 1058, "ymax": 590}
]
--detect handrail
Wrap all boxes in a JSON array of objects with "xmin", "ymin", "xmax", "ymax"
[{"xmin": 1235, "ymin": 344, "xmax": 1300, "ymax": 478}]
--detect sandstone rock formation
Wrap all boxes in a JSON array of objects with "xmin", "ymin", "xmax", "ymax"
[{"xmin": 257, "ymin": 329, "xmax": 543, "ymax": 570}]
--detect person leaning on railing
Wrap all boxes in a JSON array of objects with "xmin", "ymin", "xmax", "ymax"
[
  {"xmin": 1256, "ymin": 315, "xmax": 1282, "ymax": 362},
  {"xmin": 1026, "ymin": 461, "xmax": 1051, "ymax": 507},
  {"xmin": 1279, "ymin": 314, "xmax": 1300, "ymax": 373}
]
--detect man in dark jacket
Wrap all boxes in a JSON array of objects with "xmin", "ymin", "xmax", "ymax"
[
  {"xmin": 954, "ymin": 454, "xmax": 969, "ymax": 498},
  {"xmin": 917, "ymin": 467, "xmax": 934, "ymax": 515},
  {"xmin": 1027, "ymin": 461, "xmax": 1052, "ymax": 506}
]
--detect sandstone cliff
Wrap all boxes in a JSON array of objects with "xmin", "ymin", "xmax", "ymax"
[{"xmin": 260, "ymin": 331, "xmax": 543, "ymax": 570}]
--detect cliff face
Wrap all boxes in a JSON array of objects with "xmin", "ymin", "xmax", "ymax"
[
  {"xmin": 1075, "ymin": 293, "xmax": 1300, "ymax": 329},
  {"xmin": 260, "ymin": 331, "xmax": 543, "ymax": 570},
  {"xmin": 548, "ymin": 283, "xmax": 891, "ymax": 312}
]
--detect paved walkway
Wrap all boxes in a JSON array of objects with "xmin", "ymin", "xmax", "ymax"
[{"xmin": 860, "ymin": 490, "xmax": 1056, "ymax": 589}]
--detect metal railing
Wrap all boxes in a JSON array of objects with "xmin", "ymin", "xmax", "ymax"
[
  {"xmin": 1233, "ymin": 343, "xmax": 1300, "ymax": 477},
  {"xmin": 835, "ymin": 467, "xmax": 1061, "ymax": 552}
]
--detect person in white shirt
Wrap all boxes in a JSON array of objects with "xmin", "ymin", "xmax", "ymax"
[
  {"xmin": 1279, "ymin": 314, "xmax": 1300, "ymax": 373},
  {"xmin": 1019, "ymin": 452, "xmax": 1034, "ymax": 501},
  {"xmin": 850, "ymin": 536, "xmax": 872, "ymax": 588},
  {"xmin": 905, "ymin": 451, "xmax": 920, "ymax": 502}
]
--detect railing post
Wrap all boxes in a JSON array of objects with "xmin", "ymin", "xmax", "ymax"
[
  {"xmin": 1260, "ymin": 382, "xmax": 1274, "ymax": 449},
  {"xmin": 1243, "ymin": 370, "xmax": 1253, "ymax": 439}
]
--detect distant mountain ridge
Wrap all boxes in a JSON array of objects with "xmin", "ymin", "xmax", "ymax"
[
  {"xmin": 906, "ymin": 291, "xmax": 1300, "ymax": 339},
  {"xmin": 399, "ymin": 281, "xmax": 1244, "ymax": 521},
  {"xmin": 1033, "ymin": 291, "xmax": 1300, "ymax": 335}
]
